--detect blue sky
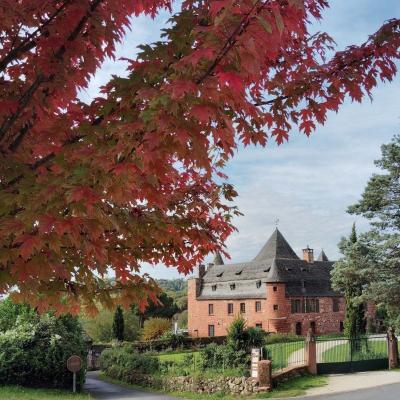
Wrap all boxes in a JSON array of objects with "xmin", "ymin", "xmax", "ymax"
[{"xmin": 79, "ymin": 1, "xmax": 400, "ymax": 279}]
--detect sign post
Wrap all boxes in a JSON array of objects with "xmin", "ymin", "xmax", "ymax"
[
  {"xmin": 67, "ymin": 355, "xmax": 82, "ymax": 393},
  {"xmin": 251, "ymin": 348, "xmax": 261, "ymax": 379}
]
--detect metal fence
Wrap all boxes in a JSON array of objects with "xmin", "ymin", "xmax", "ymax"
[
  {"xmin": 316, "ymin": 334, "xmax": 388, "ymax": 374},
  {"xmin": 266, "ymin": 340, "xmax": 306, "ymax": 372}
]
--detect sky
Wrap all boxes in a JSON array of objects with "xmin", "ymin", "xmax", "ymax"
[{"xmin": 79, "ymin": 1, "xmax": 400, "ymax": 279}]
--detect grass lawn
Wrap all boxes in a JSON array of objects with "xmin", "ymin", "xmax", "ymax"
[
  {"xmin": 0, "ymin": 386, "xmax": 91, "ymax": 400},
  {"xmin": 99, "ymin": 372, "xmax": 327, "ymax": 399},
  {"xmin": 267, "ymin": 341, "xmax": 305, "ymax": 371},
  {"xmin": 322, "ymin": 339, "xmax": 387, "ymax": 362},
  {"xmin": 158, "ymin": 350, "xmax": 200, "ymax": 362}
]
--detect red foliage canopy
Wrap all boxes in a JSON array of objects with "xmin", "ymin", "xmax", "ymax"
[{"xmin": 0, "ymin": 0, "xmax": 399, "ymax": 313}]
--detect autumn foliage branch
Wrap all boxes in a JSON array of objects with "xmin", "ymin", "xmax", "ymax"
[{"xmin": 0, "ymin": 0, "xmax": 399, "ymax": 314}]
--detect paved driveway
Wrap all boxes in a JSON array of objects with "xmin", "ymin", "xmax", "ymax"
[
  {"xmin": 290, "ymin": 382, "xmax": 400, "ymax": 400},
  {"xmin": 84, "ymin": 371, "xmax": 179, "ymax": 400}
]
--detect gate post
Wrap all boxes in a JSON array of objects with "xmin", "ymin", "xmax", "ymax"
[
  {"xmin": 305, "ymin": 329, "xmax": 317, "ymax": 375},
  {"xmin": 257, "ymin": 360, "xmax": 272, "ymax": 390},
  {"xmin": 387, "ymin": 328, "xmax": 399, "ymax": 369}
]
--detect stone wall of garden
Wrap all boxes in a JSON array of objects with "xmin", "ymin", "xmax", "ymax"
[{"xmin": 106, "ymin": 370, "xmax": 260, "ymax": 395}]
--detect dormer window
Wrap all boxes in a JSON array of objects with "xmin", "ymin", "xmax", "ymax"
[
  {"xmin": 212, "ymin": 285, "xmax": 217, "ymax": 291},
  {"xmin": 216, "ymin": 272, "xmax": 223, "ymax": 277},
  {"xmin": 230, "ymin": 283, "xmax": 236, "ymax": 290},
  {"xmin": 235, "ymin": 270, "xmax": 242, "ymax": 275},
  {"xmin": 256, "ymin": 280, "xmax": 262, "ymax": 288}
]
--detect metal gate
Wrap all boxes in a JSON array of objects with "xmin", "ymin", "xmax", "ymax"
[{"xmin": 317, "ymin": 335, "xmax": 388, "ymax": 374}]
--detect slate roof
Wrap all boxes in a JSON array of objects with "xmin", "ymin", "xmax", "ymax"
[
  {"xmin": 317, "ymin": 250, "xmax": 329, "ymax": 261},
  {"xmin": 197, "ymin": 229, "xmax": 339, "ymax": 300},
  {"xmin": 213, "ymin": 252, "xmax": 224, "ymax": 265}
]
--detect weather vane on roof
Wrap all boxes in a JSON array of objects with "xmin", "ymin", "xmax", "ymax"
[{"xmin": 275, "ymin": 218, "xmax": 279, "ymax": 227}]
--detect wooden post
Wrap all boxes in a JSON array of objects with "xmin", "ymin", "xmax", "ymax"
[
  {"xmin": 257, "ymin": 360, "xmax": 272, "ymax": 390},
  {"xmin": 387, "ymin": 328, "xmax": 399, "ymax": 369},
  {"xmin": 305, "ymin": 328, "xmax": 317, "ymax": 375}
]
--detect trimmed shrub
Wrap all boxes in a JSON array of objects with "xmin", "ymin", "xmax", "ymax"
[
  {"xmin": 199, "ymin": 343, "xmax": 248, "ymax": 371},
  {"xmin": 0, "ymin": 310, "xmax": 87, "ymax": 390},
  {"xmin": 100, "ymin": 346, "xmax": 159, "ymax": 380},
  {"xmin": 264, "ymin": 332, "xmax": 302, "ymax": 344},
  {"xmin": 142, "ymin": 317, "xmax": 171, "ymax": 341}
]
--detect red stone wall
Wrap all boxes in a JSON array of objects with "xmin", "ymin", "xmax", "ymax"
[
  {"xmin": 188, "ymin": 280, "xmax": 269, "ymax": 337},
  {"xmin": 287, "ymin": 297, "xmax": 345, "ymax": 335},
  {"xmin": 188, "ymin": 280, "xmax": 346, "ymax": 337}
]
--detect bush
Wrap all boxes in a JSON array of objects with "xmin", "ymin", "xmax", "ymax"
[
  {"xmin": 226, "ymin": 315, "xmax": 265, "ymax": 351},
  {"xmin": 100, "ymin": 346, "xmax": 159, "ymax": 380},
  {"xmin": 142, "ymin": 317, "xmax": 171, "ymax": 341},
  {"xmin": 199, "ymin": 343, "xmax": 248, "ymax": 371},
  {"xmin": 265, "ymin": 332, "xmax": 302, "ymax": 344},
  {"xmin": 0, "ymin": 307, "xmax": 87, "ymax": 390}
]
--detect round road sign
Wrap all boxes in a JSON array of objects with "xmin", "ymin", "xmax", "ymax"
[{"xmin": 67, "ymin": 355, "xmax": 82, "ymax": 373}]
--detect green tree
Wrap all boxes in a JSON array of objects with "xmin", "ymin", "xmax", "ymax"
[
  {"xmin": 347, "ymin": 135, "xmax": 400, "ymax": 331},
  {"xmin": 81, "ymin": 307, "xmax": 139, "ymax": 343},
  {"xmin": 112, "ymin": 306, "xmax": 124, "ymax": 342},
  {"xmin": 332, "ymin": 224, "xmax": 368, "ymax": 337},
  {"xmin": 133, "ymin": 292, "xmax": 179, "ymax": 327}
]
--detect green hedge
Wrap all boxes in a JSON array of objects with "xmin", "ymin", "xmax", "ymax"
[
  {"xmin": 100, "ymin": 346, "xmax": 159, "ymax": 381},
  {"xmin": 0, "ymin": 311, "xmax": 87, "ymax": 390}
]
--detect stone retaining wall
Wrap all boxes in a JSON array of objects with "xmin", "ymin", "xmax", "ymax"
[
  {"xmin": 105, "ymin": 370, "xmax": 259, "ymax": 395},
  {"xmin": 272, "ymin": 365, "xmax": 308, "ymax": 386}
]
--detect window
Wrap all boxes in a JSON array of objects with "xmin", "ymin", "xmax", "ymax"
[
  {"xmin": 333, "ymin": 298, "xmax": 340, "ymax": 312},
  {"xmin": 303, "ymin": 298, "xmax": 320, "ymax": 313},
  {"xmin": 273, "ymin": 304, "xmax": 278, "ymax": 311},
  {"xmin": 255, "ymin": 323, "xmax": 263, "ymax": 329},
  {"xmin": 291, "ymin": 299, "xmax": 301, "ymax": 313},
  {"xmin": 255, "ymin": 301, "xmax": 261, "ymax": 312},
  {"xmin": 208, "ymin": 304, "xmax": 214, "ymax": 315},
  {"xmin": 256, "ymin": 280, "xmax": 261, "ymax": 288},
  {"xmin": 208, "ymin": 325, "xmax": 215, "ymax": 337},
  {"xmin": 228, "ymin": 303, "xmax": 234, "ymax": 315},
  {"xmin": 212, "ymin": 285, "xmax": 217, "ymax": 291},
  {"xmin": 235, "ymin": 270, "xmax": 242, "ymax": 275},
  {"xmin": 216, "ymin": 272, "xmax": 223, "ymax": 277},
  {"xmin": 240, "ymin": 303, "xmax": 246, "ymax": 313},
  {"xmin": 310, "ymin": 321, "xmax": 316, "ymax": 334},
  {"xmin": 295, "ymin": 322, "xmax": 302, "ymax": 336},
  {"xmin": 230, "ymin": 283, "xmax": 236, "ymax": 290},
  {"xmin": 340, "ymin": 321, "xmax": 344, "ymax": 332},
  {"xmin": 273, "ymin": 286, "xmax": 278, "ymax": 292}
]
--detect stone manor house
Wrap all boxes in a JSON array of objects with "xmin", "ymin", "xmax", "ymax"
[{"xmin": 188, "ymin": 229, "xmax": 348, "ymax": 337}]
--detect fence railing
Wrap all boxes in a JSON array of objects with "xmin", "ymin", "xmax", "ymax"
[
  {"xmin": 266, "ymin": 340, "xmax": 306, "ymax": 372},
  {"xmin": 316, "ymin": 334, "xmax": 388, "ymax": 364}
]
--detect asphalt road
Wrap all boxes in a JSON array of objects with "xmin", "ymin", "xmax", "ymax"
[
  {"xmin": 84, "ymin": 371, "xmax": 178, "ymax": 400},
  {"xmin": 290, "ymin": 382, "xmax": 400, "ymax": 400}
]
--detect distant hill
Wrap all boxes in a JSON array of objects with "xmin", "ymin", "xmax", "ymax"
[
  {"xmin": 156, "ymin": 278, "xmax": 187, "ymax": 292},
  {"xmin": 156, "ymin": 279, "xmax": 187, "ymax": 311}
]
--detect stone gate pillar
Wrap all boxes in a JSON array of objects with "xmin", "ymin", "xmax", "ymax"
[
  {"xmin": 387, "ymin": 327, "xmax": 399, "ymax": 369},
  {"xmin": 257, "ymin": 360, "xmax": 272, "ymax": 390},
  {"xmin": 305, "ymin": 328, "xmax": 317, "ymax": 374}
]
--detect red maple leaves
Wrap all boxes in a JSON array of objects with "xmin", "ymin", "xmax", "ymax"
[{"xmin": 0, "ymin": 0, "xmax": 399, "ymax": 313}]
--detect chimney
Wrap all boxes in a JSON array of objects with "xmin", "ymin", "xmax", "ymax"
[
  {"xmin": 198, "ymin": 264, "xmax": 206, "ymax": 279},
  {"xmin": 302, "ymin": 246, "xmax": 314, "ymax": 263}
]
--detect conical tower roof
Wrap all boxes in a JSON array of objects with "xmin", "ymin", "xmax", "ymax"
[
  {"xmin": 213, "ymin": 252, "xmax": 224, "ymax": 265},
  {"xmin": 253, "ymin": 228, "xmax": 299, "ymax": 261},
  {"xmin": 317, "ymin": 250, "xmax": 329, "ymax": 262},
  {"xmin": 266, "ymin": 259, "xmax": 283, "ymax": 282}
]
